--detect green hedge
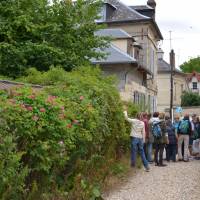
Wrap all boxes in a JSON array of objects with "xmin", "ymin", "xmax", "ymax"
[{"xmin": 0, "ymin": 67, "xmax": 131, "ymax": 199}]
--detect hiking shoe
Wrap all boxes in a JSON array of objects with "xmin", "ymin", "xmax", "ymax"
[
  {"xmin": 178, "ymin": 159, "xmax": 183, "ymax": 161},
  {"xmin": 144, "ymin": 166, "xmax": 150, "ymax": 172},
  {"xmin": 158, "ymin": 164, "xmax": 167, "ymax": 167},
  {"xmin": 183, "ymin": 159, "xmax": 189, "ymax": 162}
]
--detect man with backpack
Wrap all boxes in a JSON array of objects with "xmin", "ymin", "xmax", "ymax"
[
  {"xmin": 177, "ymin": 114, "xmax": 192, "ymax": 162},
  {"xmin": 150, "ymin": 112, "xmax": 168, "ymax": 166}
]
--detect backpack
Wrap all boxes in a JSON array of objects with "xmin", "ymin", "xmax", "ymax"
[
  {"xmin": 179, "ymin": 120, "xmax": 189, "ymax": 134},
  {"xmin": 152, "ymin": 121, "xmax": 162, "ymax": 138}
]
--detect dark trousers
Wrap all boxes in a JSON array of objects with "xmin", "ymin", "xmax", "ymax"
[
  {"xmin": 166, "ymin": 144, "xmax": 177, "ymax": 161},
  {"xmin": 154, "ymin": 143, "xmax": 165, "ymax": 165}
]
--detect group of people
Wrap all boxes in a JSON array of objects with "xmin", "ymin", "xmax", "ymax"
[{"xmin": 124, "ymin": 110, "xmax": 200, "ymax": 172}]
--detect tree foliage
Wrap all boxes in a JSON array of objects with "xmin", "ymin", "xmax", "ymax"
[
  {"xmin": 180, "ymin": 56, "xmax": 200, "ymax": 73},
  {"xmin": 0, "ymin": 0, "xmax": 107, "ymax": 78},
  {"xmin": 181, "ymin": 91, "xmax": 200, "ymax": 106}
]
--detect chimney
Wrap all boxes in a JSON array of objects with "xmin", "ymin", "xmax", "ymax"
[
  {"xmin": 147, "ymin": 0, "xmax": 156, "ymax": 19},
  {"xmin": 170, "ymin": 49, "xmax": 175, "ymax": 70},
  {"xmin": 157, "ymin": 48, "xmax": 164, "ymax": 59},
  {"xmin": 147, "ymin": 0, "xmax": 156, "ymax": 9}
]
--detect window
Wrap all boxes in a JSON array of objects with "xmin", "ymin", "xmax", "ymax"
[
  {"xmin": 181, "ymin": 84, "xmax": 184, "ymax": 93},
  {"xmin": 192, "ymin": 82, "xmax": 197, "ymax": 89}
]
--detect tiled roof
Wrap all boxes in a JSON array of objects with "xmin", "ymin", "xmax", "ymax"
[
  {"xmin": 104, "ymin": 0, "xmax": 150, "ymax": 22},
  {"xmin": 100, "ymin": 0, "xmax": 163, "ymax": 40},
  {"xmin": 91, "ymin": 44, "xmax": 136, "ymax": 64},
  {"xmin": 157, "ymin": 59, "xmax": 184, "ymax": 74},
  {"xmin": 95, "ymin": 28, "xmax": 132, "ymax": 39},
  {"xmin": 187, "ymin": 71, "xmax": 200, "ymax": 82}
]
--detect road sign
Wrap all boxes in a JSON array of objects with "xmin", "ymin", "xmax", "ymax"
[{"xmin": 175, "ymin": 107, "xmax": 182, "ymax": 113}]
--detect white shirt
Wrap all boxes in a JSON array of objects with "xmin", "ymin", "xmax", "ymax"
[{"xmin": 124, "ymin": 111, "xmax": 145, "ymax": 141}]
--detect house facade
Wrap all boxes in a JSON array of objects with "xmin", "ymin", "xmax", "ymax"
[
  {"xmin": 157, "ymin": 49, "xmax": 188, "ymax": 112},
  {"xmin": 93, "ymin": 0, "xmax": 163, "ymax": 112},
  {"xmin": 92, "ymin": 28, "xmax": 147, "ymax": 110},
  {"xmin": 187, "ymin": 71, "xmax": 200, "ymax": 94}
]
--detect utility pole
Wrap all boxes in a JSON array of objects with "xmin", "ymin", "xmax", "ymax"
[{"xmin": 169, "ymin": 31, "xmax": 175, "ymax": 120}]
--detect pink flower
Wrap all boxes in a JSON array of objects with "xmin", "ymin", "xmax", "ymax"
[
  {"xmin": 73, "ymin": 120, "xmax": 79, "ymax": 124},
  {"xmin": 40, "ymin": 108, "xmax": 46, "ymax": 112},
  {"xmin": 28, "ymin": 95, "xmax": 35, "ymax": 99},
  {"xmin": 66, "ymin": 124, "xmax": 72, "ymax": 128},
  {"xmin": 32, "ymin": 115, "xmax": 39, "ymax": 121},
  {"xmin": 80, "ymin": 96, "xmax": 84, "ymax": 100},
  {"xmin": 60, "ymin": 106, "xmax": 65, "ymax": 111},
  {"xmin": 20, "ymin": 104, "xmax": 26, "ymax": 109},
  {"xmin": 27, "ymin": 106, "xmax": 33, "ymax": 111}
]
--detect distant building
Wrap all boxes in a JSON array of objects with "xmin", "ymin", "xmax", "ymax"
[
  {"xmin": 93, "ymin": 0, "xmax": 163, "ymax": 112},
  {"xmin": 157, "ymin": 49, "xmax": 188, "ymax": 112},
  {"xmin": 186, "ymin": 71, "xmax": 200, "ymax": 94}
]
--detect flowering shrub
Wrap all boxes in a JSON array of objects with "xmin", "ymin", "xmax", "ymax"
[{"xmin": 0, "ymin": 67, "xmax": 128, "ymax": 199}]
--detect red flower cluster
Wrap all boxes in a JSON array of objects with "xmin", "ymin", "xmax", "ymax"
[
  {"xmin": 46, "ymin": 95, "xmax": 57, "ymax": 104},
  {"xmin": 27, "ymin": 106, "xmax": 33, "ymax": 111},
  {"xmin": 66, "ymin": 124, "xmax": 72, "ymax": 128},
  {"xmin": 80, "ymin": 96, "xmax": 84, "ymax": 100},
  {"xmin": 28, "ymin": 95, "xmax": 36, "ymax": 99},
  {"xmin": 40, "ymin": 108, "xmax": 46, "ymax": 112}
]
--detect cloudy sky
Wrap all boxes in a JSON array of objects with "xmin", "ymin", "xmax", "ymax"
[{"xmin": 122, "ymin": 0, "xmax": 200, "ymax": 67}]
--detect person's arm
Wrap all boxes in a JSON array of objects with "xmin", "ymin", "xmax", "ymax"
[
  {"xmin": 142, "ymin": 123, "xmax": 146, "ymax": 143},
  {"xmin": 189, "ymin": 121, "xmax": 192, "ymax": 136},
  {"xmin": 124, "ymin": 111, "xmax": 136, "ymax": 123},
  {"xmin": 177, "ymin": 121, "xmax": 181, "ymax": 135}
]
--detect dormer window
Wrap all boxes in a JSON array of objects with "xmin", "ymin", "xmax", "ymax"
[{"xmin": 96, "ymin": 3, "xmax": 116, "ymax": 22}]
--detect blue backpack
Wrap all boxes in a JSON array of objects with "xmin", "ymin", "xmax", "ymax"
[
  {"xmin": 179, "ymin": 120, "xmax": 189, "ymax": 134},
  {"xmin": 152, "ymin": 121, "xmax": 162, "ymax": 138}
]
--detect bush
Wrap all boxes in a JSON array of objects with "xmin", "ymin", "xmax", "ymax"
[
  {"xmin": 181, "ymin": 91, "xmax": 200, "ymax": 106},
  {"xmin": 0, "ymin": 66, "xmax": 129, "ymax": 199}
]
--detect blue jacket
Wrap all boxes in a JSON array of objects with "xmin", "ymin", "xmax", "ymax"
[{"xmin": 166, "ymin": 125, "xmax": 177, "ymax": 144}]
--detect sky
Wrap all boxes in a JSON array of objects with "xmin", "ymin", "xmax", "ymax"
[{"xmin": 122, "ymin": 0, "xmax": 200, "ymax": 67}]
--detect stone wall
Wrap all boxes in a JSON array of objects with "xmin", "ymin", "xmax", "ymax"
[{"xmin": 173, "ymin": 106, "xmax": 200, "ymax": 117}]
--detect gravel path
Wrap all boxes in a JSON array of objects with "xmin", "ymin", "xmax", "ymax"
[{"xmin": 103, "ymin": 159, "xmax": 200, "ymax": 200}]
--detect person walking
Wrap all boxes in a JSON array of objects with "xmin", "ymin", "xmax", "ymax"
[
  {"xmin": 165, "ymin": 116, "xmax": 177, "ymax": 162},
  {"xmin": 189, "ymin": 114, "xmax": 197, "ymax": 155},
  {"xmin": 177, "ymin": 114, "xmax": 192, "ymax": 162},
  {"xmin": 151, "ymin": 112, "xmax": 168, "ymax": 167},
  {"xmin": 192, "ymin": 117, "xmax": 200, "ymax": 157},
  {"xmin": 124, "ymin": 111, "xmax": 150, "ymax": 172}
]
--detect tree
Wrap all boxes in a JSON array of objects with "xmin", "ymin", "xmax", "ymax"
[
  {"xmin": 180, "ymin": 56, "xmax": 200, "ymax": 73},
  {"xmin": 0, "ymin": 0, "xmax": 107, "ymax": 77},
  {"xmin": 181, "ymin": 91, "xmax": 200, "ymax": 106}
]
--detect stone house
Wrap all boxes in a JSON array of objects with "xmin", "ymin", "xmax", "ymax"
[
  {"xmin": 157, "ymin": 49, "xmax": 188, "ymax": 112},
  {"xmin": 94, "ymin": 0, "xmax": 163, "ymax": 112},
  {"xmin": 92, "ymin": 28, "xmax": 148, "ymax": 109}
]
